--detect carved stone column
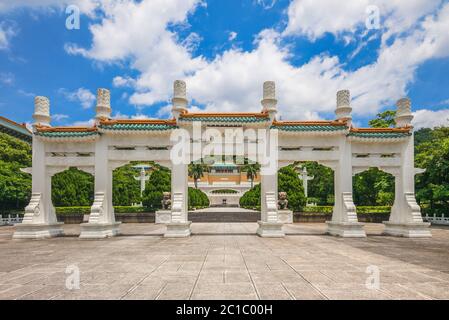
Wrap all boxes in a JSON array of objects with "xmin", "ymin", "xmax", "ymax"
[
  {"xmin": 257, "ymin": 128, "xmax": 284, "ymax": 237},
  {"xmin": 383, "ymin": 98, "xmax": 431, "ymax": 237},
  {"xmin": 79, "ymin": 136, "xmax": 120, "ymax": 239},
  {"xmin": 326, "ymin": 136, "xmax": 366, "ymax": 237},
  {"xmin": 164, "ymin": 162, "xmax": 191, "ymax": 237},
  {"xmin": 13, "ymin": 97, "xmax": 64, "ymax": 239}
]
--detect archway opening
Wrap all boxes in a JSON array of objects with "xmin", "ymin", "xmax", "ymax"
[
  {"xmin": 51, "ymin": 167, "xmax": 94, "ymax": 223},
  {"xmin": 353, "ymin": 167, "xmax": 394, "ymax": 222}
]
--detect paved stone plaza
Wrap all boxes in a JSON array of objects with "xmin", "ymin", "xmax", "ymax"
[{"xmin": 1, "ymin": 223, "xmax": 449, "ymax": 300}]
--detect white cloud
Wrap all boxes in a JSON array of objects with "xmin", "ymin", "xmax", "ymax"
[
  {"xmin": 0, "ymin": 72, "xmax": 14, "ymax": 85},
  {"xmin": 0, "ymin": 23, "xmax": 17, "ymax": 50},
  {"xmin": 70, "ymin": 118, "xmax": 95, "ymax": 127},
  {"xmin": 66, "ymin": 0, "xmax": 205, "ymax": 108},
  {"xmin": 59, "ymin": 87, "xmax": 96, "ymax": 109},
  {"xmin": 255, "ymin": 0, "xmax": 277, "ymax": 10},
  {"xmin": 413, "ymin": 109, "xmax": 449, "ymax": 129},
  {"xmin": 52, "ymin": 113, "xmax": 69, "ymax": 121},
  {"xmin": 60, "ymin": 0, "xmax": 449, "ymax": 122},
  {"xmin": 0, "ymin": 0, "xmax": 439, "ymax": 123},
  {"xmin": 0, "ymin": 0, "xmax": 99, "ymax": 16},
  {"xmin": 283, "ymin": 0, "xmax": 442, "ymax": 41},
  {"xmin": 113, "ymin": 76, "xmax": 136, "ymax": 88},
  {"xmin": 17, "ymin": 89, "xmax": 35, "ymax": 97}
]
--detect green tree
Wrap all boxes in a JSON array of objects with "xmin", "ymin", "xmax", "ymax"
[
  {"xmin": 353, "ymin": 168, "xmax": 394, "ymax": 206},
  {"xmin": 240, "ymin": 165, "xmax": 306, "ymax": 211},
  {"xmin": 368, "ymin": 110, "xmax": 396, "ymax": 128},
  {"xmin": 415, "ymin": 126, "xmax": 449, "ymax": 216},
  {"xmin": 0, "ymin": 133, "xmax": 32, "ymax": 212},
  {"xmin": 242, "ymin": 163, "xmax": 261, "ymax": 188},
  {"xmin": 52, "ymin": 168, "xmax": 94, "ymax": 206},
  {"xmin": 188, "ymin": 187, "xmax": 209, "ymax": 209},
  {"xmin": 188, "ymin": 163, "xmax": 207, "ymax": 189},
  {"xmin": 352, "ymin": 110, "xmax": 397, "ymax": 206},
  {"xmin": 142, "ymin": 169, "xmax": 171, "ymax": 210},
  {"xmin": 296, "ymin": 162, "xmax": 334, "ymax": 205},
  {"xmin": 112, "ymin": 164, "xmax": 142, "ymax": 206}
]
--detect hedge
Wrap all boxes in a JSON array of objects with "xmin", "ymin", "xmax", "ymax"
[
  {"xmin": 55, "ymin": 206, "xmax": 151, "ymax": 215},
  {"xmin": 301, "ymin": 206, "xmax": 391, "ymax": 214},
  {"xmin": 211, "ymin": 189, "xmax": 238, "ymax": 194}
]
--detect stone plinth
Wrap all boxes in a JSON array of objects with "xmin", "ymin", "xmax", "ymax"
[
  {"xmin": 155, "ymin": 210, "xmax": 172, "ymax": 224},
  {"xmin": 277, "ymin": 210, "xmax": 293, "ymax": 224},
  {"xmin": 256, "ymin": 221, "xmax": 285, "ymax": 237},
  {"xmin": 164, "ymin": 221, "xmax": 192, "ymax": 237},
  {"xmin": 326, "ymin": 221, "xmax": 366, "ymax": 238},
  {"xmin": 383, "ymin": 221, "xmax": 432, "ymax": 238},
  {"xmin": 79, "ymin": 222, "xmax": 121, "ymax": 239},
  {"xmin": 13, "ymin": 223, "xmax": 64, "ymax": 239}
]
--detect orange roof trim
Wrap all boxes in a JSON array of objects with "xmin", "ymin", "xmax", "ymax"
[
  {"xmin": 350, "ymin": 127, "xmax": 411, "ymax": 133},
  {"xmin": 36, "ymin": 126, "xmax": 98, "ymax": 133},
  {"xmin": 273, "ymin": 119, "xmax": 348, "ymax": 126},
  {"xmin": 180, "ymin": 112, "xmax": 270, "ymax": 118},
  {"xmin": 99, "ymin": 118, "xmax": 177, "ymax": 125}
]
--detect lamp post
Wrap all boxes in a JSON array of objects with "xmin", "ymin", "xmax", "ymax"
[
  {"xmin": 133, "ymin": 164, "xmax": 152, "ymax": 206},
  {"xmin": 296, "ymin": 165, "xmax": 314, "ymax": 204}
]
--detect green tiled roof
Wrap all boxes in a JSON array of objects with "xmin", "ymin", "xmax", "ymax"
[
  {"xmin": 348, "ymin": 132, "xmax": 411, "ymax": 138},
  {"xmin": 179, "ymin": 116, "xmax": 269, "ymax": 123},
  {"xmin": 272, "ymin": 124, "xmax": 347, "ymax": 131},
  {"xmin": 36, "ymin": 131, "xmax": 99, "ymax": 138},
  {"xmin": 0, "ymin": 116, "xmax": 32, "ymax": 143},
  {"xmin": 99, "ymin": 123, "xmax": 177, "ymax": 130}
]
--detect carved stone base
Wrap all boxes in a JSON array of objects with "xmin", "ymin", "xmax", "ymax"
[
  {"xmin": 164, "ymin": 221, "xmax": 191, "ymax": 237},
  {"xmin": 277, "ymin": 210, "xmax": 293, "ymax": 224},
  {"xmin": 13, "ymin": 223, "xmax": 64, "ymax": 239},
  {"xmin": 326, "ymin": 221, "xmax": 366, "ymax": 238},
  {"xmin": 79, "ymin": 222, "xmax": 121, "ymax": 239},
  {"xmin": 155, "ymin": 210, "xmax": 172, "ymax": 224},
  {"xmin": 256, "ymin": 221, "xmax": 285, "ymax": 237},
  {"xmin": 383, "ymin": 221, "xmax": 432, "ymax": 238}
]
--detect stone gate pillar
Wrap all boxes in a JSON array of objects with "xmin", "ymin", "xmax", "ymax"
[
  {"xmin": 13, "ymin": 97, "xmax": 64, "ymax": 239},
  {"xmin": 383, "ymin": 98, "xmax": 431, "ymax": 237},
  {"xmin": 80, "ymin": 89, "xmax": 120, "ymax": 239},
  {"xmin": 164, "ymin": 162, "xmax": 191, "ymax": 237},
  {"xmin": 164, "ymin": 80, "xmax": 191, "ymax": 237},
  {"xmin": 326, "ymin": 90, "xmax": 366, "ymax": 237},
  {"xmin": 257, "ymin": 82, "xmax": 284, "ymax": 237}
]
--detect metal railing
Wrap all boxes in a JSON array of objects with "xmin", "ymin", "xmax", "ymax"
[
  {"xmin": 423, "ymin": 214, "xmax": 449, "ymax": 225},
  {"xmin": 0, "ymin": 214, "xmax": 23, "ymax": 226}
]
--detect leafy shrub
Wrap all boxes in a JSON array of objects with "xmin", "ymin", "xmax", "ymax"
[
  {"xmin": 211, "ymin": 189, "xmax": 238, "ymax": 194},
  {"xmin": 55, "ymin": 206, "xmax": 91, "ymax": 215},
  {"xmin": 52, "ymin": 168, "xmax": 94, "ymax": 207},
  {"xmin": 301, "ymin": 205, "xmax": 391, "ymax": 214},
  {"xmin": 142, "ymin": 169, "xmax": 171, "ymax": 210},
  {"xmin": 302, "ymin": 206, "xmax": 333, "ymax": 214},
  {"xmin": 240, "ymin": 184, "xmax": 261, "ymax": 209},
  {"xmin": 240, "ymin": 166, "xmax": 307, "ymax": 211},
  {"xmin": 189, "ymin": 187, "xmax": 209, "ymax": 209}
]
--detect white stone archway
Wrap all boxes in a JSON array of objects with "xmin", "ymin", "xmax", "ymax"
[{"xmin": 13, "ymin": 81, "xmax": 431, "ymax": 239}]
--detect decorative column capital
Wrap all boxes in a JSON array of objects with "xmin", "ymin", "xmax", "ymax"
[
  {"xmin": 395, "ymin": 97, "xmax": 413, "ymax": 127},
  {"xmin": 33, "ymin": 96, "xmax": 51, "ymax": 127},
  {"xmin": 95, "ymin": 88, "xmax": 111, "ymax": 121},
  {"xmin": 172, "ymin": 80, "xmax": 188, "ymax": 121},
  {"xmin": 261, "ymin": 81, "xmax": 277, "ymax": 121},
  {"xmin": 335, "ymin": 89, "xmax": 352, "ymax": 124}
]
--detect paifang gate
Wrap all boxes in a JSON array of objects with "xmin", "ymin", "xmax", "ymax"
[{"xmin": 13, "ymin": 80, "xmax": 431, "ymax": 239}]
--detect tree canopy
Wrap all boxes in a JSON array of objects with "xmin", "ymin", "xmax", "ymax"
[{"xmin": 0, "ymin": 133, "xmax": 31, "ymax": 211}]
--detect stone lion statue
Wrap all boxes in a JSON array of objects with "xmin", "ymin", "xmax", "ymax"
[
  {"xmin": 161, "ymin": 192, "xmax": 171, "ymax": 210},
  {"xmin": 278, "ymin": 192, "xmax": 288, "ymax": 210}
]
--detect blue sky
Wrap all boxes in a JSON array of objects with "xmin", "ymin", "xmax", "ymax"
[{"xmin": 0, "ymin": 0, "xmax": 449, "ymax": 129}]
